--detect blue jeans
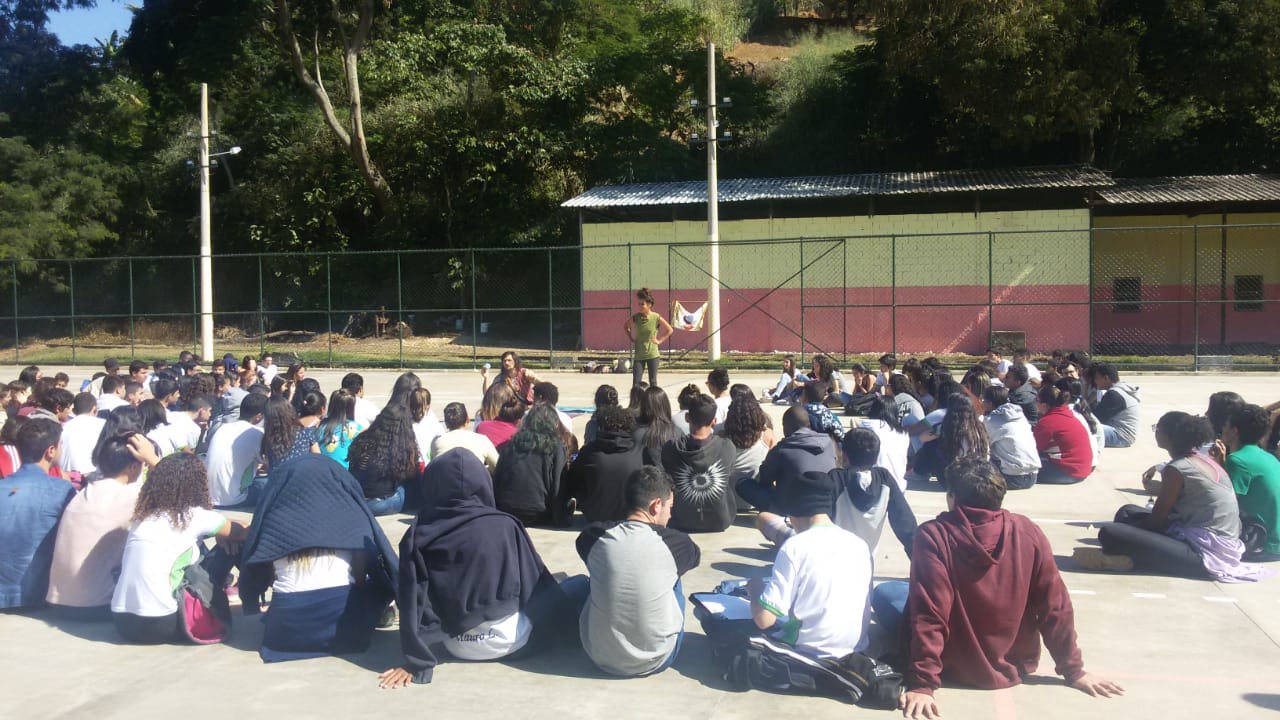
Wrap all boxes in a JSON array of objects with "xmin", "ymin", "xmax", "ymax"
[
  {"xmin": 559, "ymin": 574, "xmax": 590, "ymax": 615},
  {"xmin": 1102, "ymin": 424, "xmax": 1133, "ymax": 449},
  {"xmin": 366, "ymin": 486, "xmax": 405, "ymax": 516},
  {"xmin": 871, "ymin": 580, "xmax": 909, "ymax": 643},
  {"xmin": 991, "ymin": 456, "xmax": 1037, "ymax": 489},
  {"xmin": 1037, "ymin": 459, "xmax": 1085, "ymax": 485},
  {"xmin": 654, "ymin": 578, "xmax": 685, "ymax": 673}
]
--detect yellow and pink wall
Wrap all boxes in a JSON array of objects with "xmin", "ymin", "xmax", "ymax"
[
  {"xmin": 581, "ymin": 209, "xmax": 1280, "ymax": 355},
  {"xmin": 581, "ymin": 209, "xmax": 1092, "ymax": 354},
  {"xmin": 1092, "ymin": 213, "xmax": 1280, "ymax": 351}
]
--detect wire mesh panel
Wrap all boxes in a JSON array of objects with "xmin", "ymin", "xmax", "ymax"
[
  {"xmin": 0, "ymin": 218, "xmax": 1273, "ymax": 369},
  {"xmin": 1091, "ymin": 225, "xmax": 1197, "ymax": 363},
  {"xmin": 1211, "ymin": 224, "xmax": 1280, "ymax": 364},
  {"xmin": 327, "ymin": 252, "xmax": 403, "ymax": 366},
  {"xmin": 990, "ymin": 230, "xmax": 1090, "ymax": 354},
  {"xmin": 798, "ymin": 239, "xmax": 848, "ymax": 359},
  {"xmin": 841, "ymin": 236, "xmax": 894, "ymax": 356},
  {"xmin": 548, "ymin": 247, "xmax": 582, "ymax": 357},
  {"xmin": 132, "ymin": 256, "xmax": 198, "ymax": 358},
  {"xmin": 580, "ymin": 243, "xmax": 632, "ymax": 354},
  {"xmin": 894, "ymin": 233, "xmax": 989, "ymax": 354}
]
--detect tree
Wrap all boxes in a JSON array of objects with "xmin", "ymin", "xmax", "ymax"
[
  {"xmin": 0, "ymin": 135, "xmax": 122, "ymax": 259},
  {"xmin": 865, "ymin": 0, "xmax": 1138, "ymax": 164},
  {"xmin": 861, "ymin": 0, "xmax": 1280, "ymax": 171},
  {"xmin": 270, "ymin": 0, "xmax": 394, "ymax": 214}
]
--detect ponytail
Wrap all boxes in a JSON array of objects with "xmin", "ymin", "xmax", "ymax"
[{"xmin": 1037, "ymin": 384, "xmax": 1072, "ymax": 408}]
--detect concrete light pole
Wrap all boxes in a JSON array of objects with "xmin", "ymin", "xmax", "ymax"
[
  {"xmin": 705, "ymin": 43, "xmax": 721, "ymax": 362},
  {"xmin": 198, "ymin": 83, "xmax": 214, "ymax": 362}
]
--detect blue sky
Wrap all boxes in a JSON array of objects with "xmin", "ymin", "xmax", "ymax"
[{"xmin": 46, "ymin": 2, "xmax": 135, "ymax": 47}]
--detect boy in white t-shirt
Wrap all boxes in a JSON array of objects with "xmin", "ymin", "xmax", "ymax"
[
  {"xmin": 747, "ymin": 470, "xmax": 873, "ymax": 659},
  {"xmin": 1012, "ymin": 348, "xmax": 1042, "ymax": 388}
]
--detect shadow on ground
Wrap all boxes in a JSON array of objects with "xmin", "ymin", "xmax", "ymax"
[{"xmin": 1244, "ymin": 693, "xmax": 1280, "ymax": 711}]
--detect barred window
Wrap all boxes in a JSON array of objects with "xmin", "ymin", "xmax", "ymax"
[
  {"xmin": 1235, "ymin": 275, "xmax": 1264, "ymax": 312},
  {"xmin": 1113, "ymin": 276, "xmax": 1141, "ymax": 313}
]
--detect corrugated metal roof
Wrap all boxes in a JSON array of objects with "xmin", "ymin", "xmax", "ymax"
[
  {"xmin": 1097, "ymin": 175, "xmax": 1280, "ymax": 205},
  {"xmin": 562, "ymin": 165, "xmax": 1112, "ymax": 208}
]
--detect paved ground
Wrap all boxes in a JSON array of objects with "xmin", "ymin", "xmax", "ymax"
[{"xmin": 4, "ymin": 366, "xmax": 1280, "ymax": 720}]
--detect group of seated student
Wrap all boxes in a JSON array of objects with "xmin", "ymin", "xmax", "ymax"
[
  {"xmin": 378, "ymin": 455, "xmax": 701, "ymax": 687},
  {"xmin": 12, "ymin": 351, "xmax": 1280, "ymax": 711},
  {"xmin": 1072, "ymin": 394, "xmax": 1280, "ymax": 581}
]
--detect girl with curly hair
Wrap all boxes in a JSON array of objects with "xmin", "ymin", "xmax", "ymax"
[
  {"xmin": 111, "ymin": 453, "xmax": 247, "ymax": 644},
  {"xmin": 624, "ymin": 287, "xmax": 673, "ymax": 388},
  {"xmin": 348, "ymin": 373, "xmax": 421, "ymax": 517},
  {"xmin": 492, "ymin": 403, "xmax": 568, "ymax": 527},
  {"xmin": 722, "ymin": 393, "xmax": 775, "ymax": 509}
]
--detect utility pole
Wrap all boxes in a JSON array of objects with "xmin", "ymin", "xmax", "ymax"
[
  {"xmin": 705, "ymin": 42, "xmax": 721, "ymax": 362},
  {"xmin": 198, "ymin": 83, "xmax": 214, "ymax": 362}
]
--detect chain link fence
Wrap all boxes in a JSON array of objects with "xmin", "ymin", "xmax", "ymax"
[{"xmin": 0, "ymin": 224, "xmax": 1275, "ymax": 370}]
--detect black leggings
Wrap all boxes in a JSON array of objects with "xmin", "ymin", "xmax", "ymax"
[
  {"xmin": 113, "ymin": 611, "xmax": 182, "ymax": 644},
  {"xmin": 633, "ymin": 357, "xmax": 659, "ymax": 389},
  {"xmin": 1097, "ymin": 505, "xmax": 1208, "ymax": 579}
]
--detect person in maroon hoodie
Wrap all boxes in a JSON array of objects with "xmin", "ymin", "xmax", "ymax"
[
  {"xmin": 900, "ymin": 457, "xmax": 1122, "ymax": 719},
  {"xmin": 1031, "ymin": 384, "xmax": 1093, "ymax": 485}
]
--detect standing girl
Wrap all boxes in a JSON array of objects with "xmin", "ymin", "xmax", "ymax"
[{"xmin": 623, "ymin": 288, "xmax": 673, "ymax": 389}]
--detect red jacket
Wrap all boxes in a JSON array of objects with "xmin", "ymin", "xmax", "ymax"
[
  {"xmin": 1032, "ymin": 405, "xmax": 1092, "ymax": 478},
  {"xmin": 905, "ymin": 505, "xmax": 1084, "ymax": 694}
]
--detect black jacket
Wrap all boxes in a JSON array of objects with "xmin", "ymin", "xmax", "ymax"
[
  {"xmin": 659, "ymin": 434, "xmax": 739, "ymax": 533},
  {"xmin": 238, "ymin": 455, "xmax": 398, "ymax": 615},
  {"xmin": 1007, "ymin": 384, "xmax": 1040, "ymax": 425},
  {"xmin": 757, "ymin": 428, "xmax": 837, "ymax": 490},
  {"xmin": 566, "ymin": 429, "xmax": 646, "ymax": 523},
  {"xmin": 492, "ymin": 439, "xmax": 567, "ymax": 526},
  {"xmin": 397, "ymin": 451, "xmax": 559, "ymax": 683}
]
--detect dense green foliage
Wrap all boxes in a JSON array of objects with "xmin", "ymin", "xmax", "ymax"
[{"xmin": 0, "ymin": 0, "xmax": 1278, "ymax": 259}]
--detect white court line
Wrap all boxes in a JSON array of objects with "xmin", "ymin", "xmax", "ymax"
[
  {"xmin": 1203, "ymin": 596, "xmax": 1238, "ymax": 603},
  {"xmin": 1132, "ymin": 592, "xmax": 1166, "ymax": 599},
  {"xmin": 1068, "ymin": 589, "xmax": 1096, "ymax": 595}
]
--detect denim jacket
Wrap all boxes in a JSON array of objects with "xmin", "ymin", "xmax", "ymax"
[{"xmin": 0, "ymin": 464, "xmax": 75, "ymax": 608}]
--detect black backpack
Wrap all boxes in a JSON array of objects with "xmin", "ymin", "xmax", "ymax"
[{"xmin": 725, "ymin": 634, "xmax": 903, "ymax": 709}]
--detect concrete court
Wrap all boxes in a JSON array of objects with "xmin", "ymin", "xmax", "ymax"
[{"xmin": 4, "ymin": 365, "xmax": 1280, "ymax": 720}]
